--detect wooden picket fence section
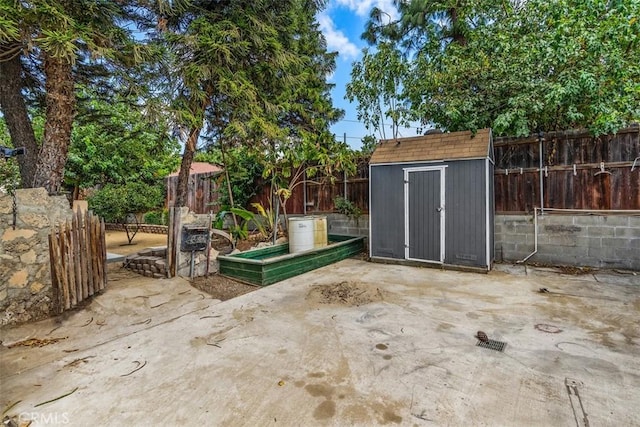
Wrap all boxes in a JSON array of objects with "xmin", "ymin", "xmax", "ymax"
[{"xmin": 49, "ymin": 210, "xmax": 107, "ymax": 313}]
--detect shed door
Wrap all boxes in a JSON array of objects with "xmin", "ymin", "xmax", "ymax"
[{"xmin": 404, "ymin": 167, "xmax": 446, "ymax": 263}]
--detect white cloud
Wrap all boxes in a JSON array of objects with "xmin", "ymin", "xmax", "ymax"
[
  {"xmin": 334, "ymin": 0, "xmax": 399, "ymax": 21},
  {"xmin": 317, "ymin": 13, "xmax": 360, "ymax": 60}
]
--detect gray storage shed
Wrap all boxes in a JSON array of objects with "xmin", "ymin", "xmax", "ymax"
[{"xmin": 369, "ymin": 128, "xmax": 494, "ymax": 271}]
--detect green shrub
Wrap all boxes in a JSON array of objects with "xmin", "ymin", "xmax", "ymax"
[
  {"xmin": 334, "ymin": 196, "xmax": 361, "ymax": 222},
  {"xmin": 89, "ymin": 182, "xmax": 163, "ymax": 223},
  {"xmin": 143, "ymin": 209, "xmax": 168, "ymax": 225}
]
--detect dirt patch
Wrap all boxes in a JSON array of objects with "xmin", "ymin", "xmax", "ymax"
[
  {"xmin": 7, "ymin": 336, "xmax": 68, "ymax": 348},
  {"xmin": 306, "ymin": 281, "xmax": 384, "ymax": 306},
  {"xmin": 190, "ymin": 274, "xmax": 258, "ymax": 301},
  {"xmin": 105, "ymin": 231, "xmax": 168, "ymax": 256}
]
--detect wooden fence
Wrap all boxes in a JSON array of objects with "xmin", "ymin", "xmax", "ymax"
[
  {"xmin": 166, "ymin": 170, "xmax": 221, "ymax": 214},
  {"xmin": 494, "ymin": 126, "xmax": 640, "ymax": 212},
  {"xmin": 49, "ymin": 209, "xmax": 107, "ymax": 313},
  {"xmin": 249, "ymin": 159, "xmax": 370, "ymax": 215},
  {"xmin": 248, "ymin": 126, "xmax": 639, "ymax": 214}
]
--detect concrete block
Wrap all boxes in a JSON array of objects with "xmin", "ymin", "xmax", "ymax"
[
  {"xmin": 614, "ymin": 248, "xmax": 639, "ymax": 268},
  {"xmin": 575, "ymin": 237, "xmax": 601, "ymax": 249},
  {"xmin": 615, "ymin": 227, "xmax": 640, "ymax": 238},
  {"xmin": 546, "ymin": 233, "xmax": 579, "ymax": 247},
  {"xmin": 587, "ymin": 246, "xmax": 616, "ymax": 261},
  {"xmin": 538, "ymin": 244, "xmax": 587, "ymax": 259},
  {"xmin": 515, "ymin": 224, "xmax": 534, "ymax": 234},
  {"xmin": 602, "ymin": 237, "xmax": 631, "ymax": 249},
  {"xmin": 543, "ymin": 224, "xmax": 582, "ymax": 233},
  {"xmin": 502, "ymin": 233, "xmax": 527, "ymax": 244},
  {"xmin": 629, "ymin": 216, "xmax": 640, "ymax": 228},
  {"xmin": 586, "ymin": 226, "xmax": 615, "ymax": 237},
  {"xmin": 575, "ymin": 215, "xmax": 628, "ymax": 227},
  {"xmin": 573, "ymin": 216, "xmax": 606, "ymax": 226}
]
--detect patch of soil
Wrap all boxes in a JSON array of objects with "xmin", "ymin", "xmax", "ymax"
[
  {"xmin": 525, "ymin": 261, "xmax": 595, "ymax": 275},
  {"xmin": 105, "ymin": 231, "xmax": 168, "ymax": 256},
  {"xmin": 306, "ymin": 281, "xmax": 384, "ymax": 306},
  {"xmin": 7, "ymin": 336, "xmax": 68, "ymax": 348},
  {"xmin": 191, "ymin": 274, "xmax": 258, "ymax": 301}
]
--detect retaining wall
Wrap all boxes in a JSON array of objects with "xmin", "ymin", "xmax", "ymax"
[
  {"xmin": 0, "ymin": 188, "xmax": 73, "ymax": 326},
  {"xmin": 325, "ymin": 213, "xmax": 370, "ymax": 238},
  {"xmin": 495, "ymin": 213, "xmax": 640, "ymax": 270},
  {"xmin": 324, "ymin": 212, "xmax": 639, "ymax": 271},
  {"xmin": 105, "ymin": 223, "xmax": 168, "ymax": 234}
]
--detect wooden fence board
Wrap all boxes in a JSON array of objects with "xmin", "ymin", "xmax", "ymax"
[{"xmin": 49, "ymin": 210, "xmax": 107, "ymax": 313}]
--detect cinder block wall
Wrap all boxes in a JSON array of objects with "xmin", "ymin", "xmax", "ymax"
[
  {"xmin": 495, "ymin": 214, "xmax": 640, "ymax": 270},
  {"xmin": 325, "ymin": 213, "xmax": 369, "ymax": 237}
]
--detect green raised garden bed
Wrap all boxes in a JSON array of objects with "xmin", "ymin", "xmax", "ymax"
[{"xmin": 218, "ymin": 234, "xmax": 365, "ymax": 286}]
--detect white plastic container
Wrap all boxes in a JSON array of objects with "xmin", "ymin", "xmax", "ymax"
[
  {"xmin": 313, "ymin": 216, "xmax": 328, "ymax": 248},
  {"xmin": 288, "ymin": 217, "xmax": 315, "ymax": 253}
]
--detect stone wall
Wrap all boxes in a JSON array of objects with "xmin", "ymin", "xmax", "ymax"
[
  {"xmin": 105, "ymin": 223, "xmax": 168, "ymax": 234},
  {"xmin": 0, "ymin": 188, "xmax": 73, "ymax": 326},
  {"xmin": 495, "ymin": 213, "xmax": 640, "ymax": 270}
]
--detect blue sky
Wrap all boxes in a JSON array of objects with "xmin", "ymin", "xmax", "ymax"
[{"xmin": 319, "ymin": 0, "xmax": 419, "ymax": 149}]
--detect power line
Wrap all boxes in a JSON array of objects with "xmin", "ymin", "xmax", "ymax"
[{"xmin": 335, "ymin": 118, "xmax": 423, "ymax": 130}]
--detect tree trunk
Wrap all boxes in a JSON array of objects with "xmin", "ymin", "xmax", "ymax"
[
  {"xmin": 448, "ymin": 7, "xmax": 467, "ymax": 46},
  {"xmin": 32, "ymin": 53, "xmax": 75, "ymax": 193},
  {"xmin": 175, "ymin": 127, "xmax": 201, "ymax": 207},
  {"xmin": 0, "ymin": 44, "xmax": 39, "ymax": 187}
]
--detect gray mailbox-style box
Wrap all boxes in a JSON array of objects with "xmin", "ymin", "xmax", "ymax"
[{"xmin": 181, "ymin": 225, "xmax": 210, "ymax": 252}]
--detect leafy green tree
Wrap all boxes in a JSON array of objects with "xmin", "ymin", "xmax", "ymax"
[
  {"xmin": 346, "ymin": 42, "xmax": 411, "ymax": 140},
  {"xmin": 163, "ymin": 0, "xmax": 346, "ymax": 214},
  {"xmin": 407, "ymin": 0, "xmax": 640, "ymax": 135},
  {"xmin": 359, "ymin": 135, "xmax": 378, "ymax": 156},
  {"xmin": 65, "ymin": 88, "xmax": 180, "ymax": 197},
  {"xmin": 0, "ymin": 0, "xmax": 146, "ymax": 192},
  {"xmin": 88, "ymin": 182, "xmax": 163, "ymax": 244},
  {"xmin": 357, "ymin": 0, "xmax": 640, "ymax": 136},
  {"xmin": 195, "ymin": 147, "xmax": 263, "ymax": 211}
]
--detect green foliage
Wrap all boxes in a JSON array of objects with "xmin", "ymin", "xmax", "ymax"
[
  {"xmin": 0, "ymin": 0, "xmax": 151, "ymax": 191},
  {"xmin": 199, "ymin": 147, "xmax": 263, "ymax": 211},
  {"xmin": 213, "ymin": 207, "xmax": 257, "ymax": 241},
  {"xmin": 250, "ymin": 202, "xmax": 274, "ymax": 238},
  {"xmin": 88, "ymin": 182, "xmax": 163, "ymax": 223},
  {"xmin": 65, "ymin": 88, "xmax": 180, "ymax": 189},
  {"xmin": 359, "ymin": 135, "xmax": 378, "ymax": 156},
  {"xmin": 0, "ymin": 119, "xmax": 20, "ymax": 191},
  {"xmin": 346, "ymin": 42, "xmax": 412, "ymax": 140},
  {"xmin": 334, "ymin": 196, "xmax": 362, "ymax": 222},
  {"xmin": 359, "ymin": 0, "xmax": 640, "ymax": 136},
  {"xmin": 143, "ymin": 209, "xmax": 169, "ymax": 225}
]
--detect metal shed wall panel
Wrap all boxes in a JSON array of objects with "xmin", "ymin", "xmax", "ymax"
[
  {"xmin": 444, "ymin": 159, "xmax": 488, "ymax": 267},
  {"xmin": 370, "ymin": 165, "xmax": 405, "ymax": 258},
  {"xmin": 371, "ymin": 159, "xmax": 494, "ymax": 269},
  {"xmin": 408, "ymin": 169, "xmax": 442, "ymax": 261}
]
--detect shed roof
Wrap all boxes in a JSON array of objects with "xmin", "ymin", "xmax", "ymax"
[
  {"xmin": 167, "ymin": 162, "xmax": 223, "ymax": 177},
  {"xmin": 370, "ymin": 128, "xmax": 492, "ymax": 164}
]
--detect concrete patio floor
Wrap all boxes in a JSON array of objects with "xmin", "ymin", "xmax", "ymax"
[{"xmin": 1, "ymin": 260, "xmax": 639, "ymax": 426}]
